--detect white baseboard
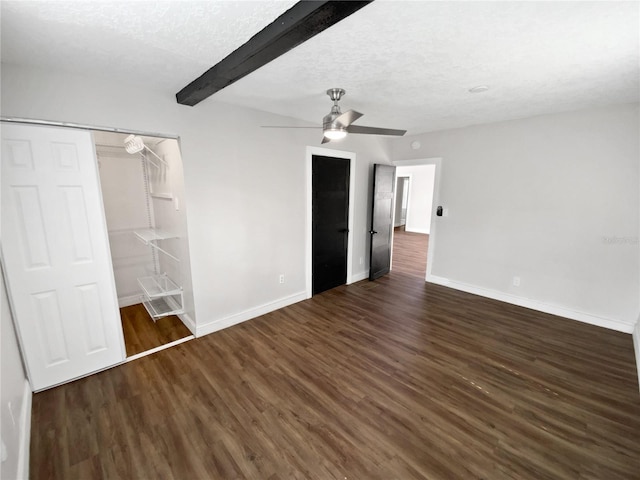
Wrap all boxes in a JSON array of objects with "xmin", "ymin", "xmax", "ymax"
[
  {"xmin": 427, "ymin": 274, "xmax": 635, "ymax": 334},
  {"xmin": 633, "ymin": 320, "xmax": 640, "ymax": 393},
  {"xmin": 405, "ymin": 227, "xmax": 430, "ymax": 235},
  {"xmin": 178, "ymin": 312, "xmax": 196, "ymax": 335},
  {"xmin": 348, "ymin": 270, "xmax": 369, "ymax": 283},
  {"xmin": 196, "ymin": 291, "xmax": 307, "ymax": 338},
  {"xmin": 118, "ymin": 295, "xmax": 140, "ymax": 308},
  {"xmin": 16, "ymin": 379, "xmax": 32, "ymax": 480}
]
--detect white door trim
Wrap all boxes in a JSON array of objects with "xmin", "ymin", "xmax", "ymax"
[
  {"xmin": 390, "ymin": 173, "xmax": 411, "ymax": 271},
  {"xmin": 305, "ymin": 146, "xmax": 356, "ymax": 299},
  {"xmin": 394, "ymin": 174, "xmax": 412, "ymax": 228},
  {"xmin": 392, "ymin": 157, "xmax": 443, "ymax": 281}
]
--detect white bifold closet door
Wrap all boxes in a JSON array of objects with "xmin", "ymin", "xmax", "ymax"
[{"xmin": 1, "ymin": 123, "xmax": 125, "ymax": 391}]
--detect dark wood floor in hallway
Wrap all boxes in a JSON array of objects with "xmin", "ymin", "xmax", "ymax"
[{"xmin": 30, "ymin": 272, "xmax": 640, "ymax": 479}]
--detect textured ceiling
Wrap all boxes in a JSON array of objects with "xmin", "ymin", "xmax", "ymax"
[
  {"xmin": 0, "ymin": 1, "xmax": 298, "ymax": 93},
  {"xmin": 2, "ymin": 1, "xmax": 639, "ymax": 135}
]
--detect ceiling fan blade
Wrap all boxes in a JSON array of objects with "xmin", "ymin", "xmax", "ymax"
[
  {"xmin": 260, "ymin": 126, "xmax": 320, "ymax": 129},
  {"xmin": 321, "ymin": 135, "xmax": 331, "ymax": 144},
  {"xmin": 346, "ymin": 125, "xmax": 407, "ymax": 136},
  {"xmin": 333, "ymin": 110, "xmax": 363, "ymax": 128}
]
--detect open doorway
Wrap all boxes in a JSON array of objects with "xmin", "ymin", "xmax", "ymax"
[
  {"xmin": 391, "ymin": 162, "xmax": 438, "ymax": 279},
  {"xmin": 94, "ymin": 130, "xmax": 195, "ymax": 358}
]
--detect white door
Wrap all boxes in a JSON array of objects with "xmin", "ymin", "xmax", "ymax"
[{"xmin": 1, "ymin": 123, "xmax": 125, "ymax": 391}]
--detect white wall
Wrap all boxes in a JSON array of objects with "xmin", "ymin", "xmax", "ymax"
[
  {"xmin": 636, "ymin": 148, "xmax": 640, "ymax": 385},
  {"xmin": 391, "ymin": 103, "xmax": 640, "ymax": 332},
  {"xmin": 1, "ymin": 63, "xmax": 391, "ymax": 336},
  {"xmin": 396, "ymin": 165, "xmax": 436, "ymax": 234},
  {"xmin": 0, "ymin": 263, "xmax": 30, "ymax": 480}
]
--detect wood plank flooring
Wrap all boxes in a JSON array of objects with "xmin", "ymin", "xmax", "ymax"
[
  {"xmin": 120, "ymin": 304, "xmax": 192, "ymax": 357},
  {"xmin": 392, "ymin": 228, "xmax": 428, "ymax": 278},
  {"xmin": 30, "ymin": 273, "xmax": 640, "ymax": 479}
]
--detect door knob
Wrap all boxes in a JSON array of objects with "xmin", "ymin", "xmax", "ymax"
[{"xmin": 369, "ymin": 230, "xmax": 378, "ymax": 234}]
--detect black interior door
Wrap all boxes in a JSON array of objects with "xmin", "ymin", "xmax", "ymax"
[
  {"xmin": 369, "ymin": 164, "xmax": 396, "ymax": 280},
  {"xmin": 312, "ymin": 155, "xmax": 350, "ymax": 295}
]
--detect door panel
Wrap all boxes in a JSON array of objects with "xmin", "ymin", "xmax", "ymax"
[
  {"xmin": 60, "ymin": 186, "xmax": 94, "ymax": 262},
  {"xmin": 12, "ymin": 186, "xmax": 51, "ymax": 268},
  {"xmin": 77, "ymin": 282, "xmax": 110, "ymax": 353},
  {"xmin": 32, "ymin": 290, "xmax": 69, "ymax": 366},
  {"xmin": 312, "ymin": 155, "xmax": 350, "ymax": 295},
  {"xmin": 2, "ymin": 123, "xmax": 125, "ymax": 391},
  {"xmin": 369, "ymin": 164, "xmax": 396, "ymax": 280}
]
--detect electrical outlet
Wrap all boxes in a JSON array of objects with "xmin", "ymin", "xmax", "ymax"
[
  {"xmin": 513, "ymin": 276, "xmax": 521, "ymax": 287},
  {"xmin": 359, "ymin": 257, "xmax": 363, "ymax": 265},
  {"xmin": 279, "ymin": 274, "xmax": 285, "ymax": 284}
]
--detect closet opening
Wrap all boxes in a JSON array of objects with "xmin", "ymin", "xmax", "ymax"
[{"xmin": 93, "ymin": 130, "xmax": 195, "ymax": 358}]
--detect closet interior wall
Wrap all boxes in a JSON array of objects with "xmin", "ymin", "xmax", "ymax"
[{"xmin": 95, "ymin": 131, "xmax": 156, "ymax": 306}]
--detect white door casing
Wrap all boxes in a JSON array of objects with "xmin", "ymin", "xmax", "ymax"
[{"xmin": 1, "ymin": 123, "xmax": 125, "ymax": 391}]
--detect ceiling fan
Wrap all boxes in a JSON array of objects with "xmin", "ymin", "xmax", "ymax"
[{"xmin": 262, "ymin": 88, "xmax": 406, "ymax": 143}]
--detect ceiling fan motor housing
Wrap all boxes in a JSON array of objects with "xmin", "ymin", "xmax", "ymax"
[
  {"xmin": 324, "ymin": 88, "xmax": 347, "ymax": 132},
  {"xmin": 323, "ymin": 109, "xmax": 345, "ymax": 131}
]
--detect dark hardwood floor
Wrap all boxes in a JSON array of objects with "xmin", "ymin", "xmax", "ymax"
[
  {"xmin": 120, "ymin": 304, "xmax": 192, "ymax": 357},
  {"xmin": 392, "ymin": 228, "xmax": 429, "ymax": 278},
  {"xmin": 31, "ymin": 273, "xmax": 640, "ymax": 479}
]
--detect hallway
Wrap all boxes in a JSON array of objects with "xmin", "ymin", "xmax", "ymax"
[{"xmin": 391, "ymin": 228, "xmax": 429, "ymax": 278}]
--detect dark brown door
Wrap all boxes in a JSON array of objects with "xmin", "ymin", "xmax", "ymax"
[
  {"xmin": 369, "ymin": 164, "xmax": 396, "ymax": 280},
  {"xmin": 312, "ymin": 155, "xmax": 350, "ymax": 295}
]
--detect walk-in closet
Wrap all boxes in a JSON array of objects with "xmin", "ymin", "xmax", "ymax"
[
  {"xmin": 93, "ymin": 131, "xmax": 195, "ymax": 357},
  {"xmin": 2, "ymin": 122, "xmax": 196, "ymax": 391}
]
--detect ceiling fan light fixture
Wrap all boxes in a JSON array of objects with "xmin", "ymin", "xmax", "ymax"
[{"xmin": 324, "ymin": 128, "xmax": 347, "ymax": 140}]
